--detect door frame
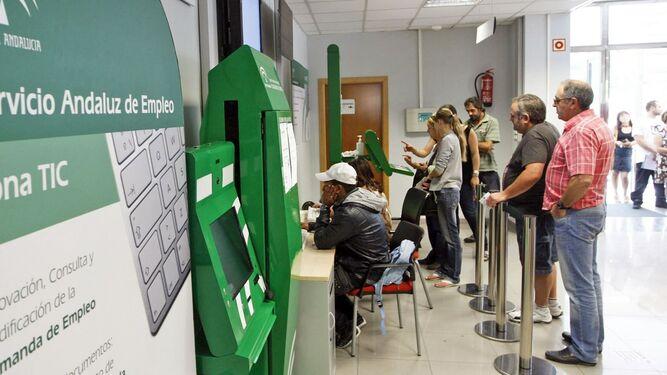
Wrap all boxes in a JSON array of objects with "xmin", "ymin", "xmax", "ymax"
[{"xmin": 317, "ymin": 76, "xmax": 390, "ymax": 198}]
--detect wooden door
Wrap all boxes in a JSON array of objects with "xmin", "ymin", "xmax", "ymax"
[{"xmin": 318, "ymin": 76, "xmax": 389, "ymax": 197}]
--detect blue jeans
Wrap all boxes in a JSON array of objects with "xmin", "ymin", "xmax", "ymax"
[
  {"xmin": 554, "ymin": 205, "xmax": 606, "ymax": 363},
  {"xmin": 436, "ymin": 188, "xmax": 462, "ymax": 283}
]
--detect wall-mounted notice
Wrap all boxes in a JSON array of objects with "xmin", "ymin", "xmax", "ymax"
[
  {"xmin": 0, "ymin": 1, "xmax": 196, "ymax": 374},
  {"xmin": 291, "ymin": 61, "xmax": 309, "ymax": 143},
  {"xmin": 341, "ymin": 99, "xmax": 356, "ymax": 115}
]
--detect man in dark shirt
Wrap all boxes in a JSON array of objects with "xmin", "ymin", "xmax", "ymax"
[{"xmin": 486, "ymin": 94, "xmax": 561, "ymax": 323}]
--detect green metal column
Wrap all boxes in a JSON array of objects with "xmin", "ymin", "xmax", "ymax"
[{"xmin": 327, "ymin": 44, "xmax": 342, "ymax": 166}]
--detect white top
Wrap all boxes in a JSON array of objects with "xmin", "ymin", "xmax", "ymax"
[{"xmin": 633, "ymin": 116, "xmax": 663, "ymax": 166}]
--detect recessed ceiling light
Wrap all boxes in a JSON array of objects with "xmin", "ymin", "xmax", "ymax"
[{"xmin": 424, "ymin": 0, "xmax": 480, "ymax": 7}]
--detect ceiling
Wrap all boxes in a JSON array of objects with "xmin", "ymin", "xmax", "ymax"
[{"xmin": 287, "ymin": 0, "xmax": 593, "ymax": 35}]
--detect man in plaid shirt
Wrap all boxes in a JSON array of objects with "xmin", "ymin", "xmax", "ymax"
[{"xmin": 543, "ymin": 80, "xmax": 614, "ymax": 366}]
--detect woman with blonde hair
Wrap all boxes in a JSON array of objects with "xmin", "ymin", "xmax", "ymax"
[{"xmin": 420, "ymin": 107, "xmax": 464, "ymax": 287}]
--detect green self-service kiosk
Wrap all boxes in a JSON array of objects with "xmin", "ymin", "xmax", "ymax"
[
  {"xmin": 198, "ymin": 46, "xmax": 302, "ymax": 375},
  {"xmin": 187, "ymin": 142, "xmax": 276, "ymax": 375}
]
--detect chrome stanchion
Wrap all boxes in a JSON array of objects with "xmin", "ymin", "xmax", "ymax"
[
  {"xmin": 494, "ymin": 215, "xmax": 557, "ymax": 374},
  {"xmin": 470, "ymin": 201, "xmax": 514, "ymax": 314},
  {"xmin": 475, "ymin": 203, "xmax": 519, "ymax": 342},
  {"xmin": 459, "ymin": 184, "xmax": 488, "ymax": 297}
]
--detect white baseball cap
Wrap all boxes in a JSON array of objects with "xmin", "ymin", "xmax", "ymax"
[{"xmin": 315, "ymin": 162, "xmax": 357, "ymax": 185}]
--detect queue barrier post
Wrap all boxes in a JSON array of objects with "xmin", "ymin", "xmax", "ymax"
[{"xmin": 493, "ymin": 213, "xmax": 557, "ymax": 374}]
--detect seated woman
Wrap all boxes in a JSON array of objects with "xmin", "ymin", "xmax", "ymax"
[{"xmin": 348, "ymin": 158, "xmax": 392, "ymax": 233}]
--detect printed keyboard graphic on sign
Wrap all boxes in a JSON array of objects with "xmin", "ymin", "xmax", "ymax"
[{"xmin": 106, "ymin": 127, "xmax": 191, "ymax": 335}]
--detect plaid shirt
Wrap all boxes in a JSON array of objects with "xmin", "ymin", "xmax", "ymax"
[{"xmin": 543, "ymin": 109, "xmax": 614, "ymax": 210}]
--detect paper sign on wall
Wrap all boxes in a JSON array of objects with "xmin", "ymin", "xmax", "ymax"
[{"xmin": 342, "ymin": 99, "xmax": 355, "ymax": 115}]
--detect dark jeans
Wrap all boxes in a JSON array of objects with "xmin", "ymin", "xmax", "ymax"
[
  {"xmin": 479, "ymin": 171, "xmax": 500, "ymax": 192},
  {"xmin": 436, "ymin": 188, "xmax": 462, "ymax": 283},
  {"xmin": 459, "ymin": 181, "xmax": 478, "ymax": 239},
  {"xmin": 425, "ymin": 211, "xmax": 445, "ymax": 263},
  {"xmin": 333, "ymin": 265, "xmax": 363, "ymax": 341},
  {"xmin": 631, "ymin": 162, "xmax": 666, "ymax": 205}
]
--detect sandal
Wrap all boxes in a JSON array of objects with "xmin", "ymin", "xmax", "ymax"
[
  {"xmin": 425, "ymin": 271, "xmax": 446, "ymax": 281},
  {"xmin": 434, "ymin": 280, "xmax": 457, "ymax": 288}
]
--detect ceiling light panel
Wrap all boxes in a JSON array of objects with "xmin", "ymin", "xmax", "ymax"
[
  {"xmin": 366, "ymin": 9, "xmax": 418, "ymax": 21},
  {"xmin": 309, "ymin": 0, "xmax": 365, "ymax": 13}
]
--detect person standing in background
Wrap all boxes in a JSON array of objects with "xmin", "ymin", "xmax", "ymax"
[
  {"xmin": 630, "ymin": 100, "xmax": 667, "ymax": 209},
  {"xmin": 463, "ymin": 97, "xmax": 500, "ymax": 243},
  {"xmin": 611, "ymin": 111, "xmax": 635, "ymax": 203},
  {"xmin": 654, "ymin": 112, "xmax": 667, "ymax": 197}
]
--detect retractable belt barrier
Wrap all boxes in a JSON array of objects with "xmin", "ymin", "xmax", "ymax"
[
  {"xmin": 469, "ymin": 199, "xmax": 515, "ymax": 315},
  {"xmin": 458, "ymin": 184, "xmax": 488, "ymax": 297},
  {"xmin": 474, "ymin": 203, "xmax": 519, "ymax": 342},
  {"xmin": 493, "ymin": 211, "xmax": 558, "ymax": 375}
]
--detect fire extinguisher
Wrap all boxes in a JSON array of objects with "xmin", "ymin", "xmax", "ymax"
[{"xmin": 475, "ymin": 69, "xmax": 494, "ymax": 107}]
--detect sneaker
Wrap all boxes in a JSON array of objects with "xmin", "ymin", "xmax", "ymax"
[
  {"xmin": 336, "ymin": 327, "xmax": 361, "ymax": 349},
  {"xmin": 632, "ymin": 202, "xmax": 641, "ymax": 209},
  {"xmin": 548, "ymin": 299, "xmax": 563, "ymax": 318},
  {"xmin": 508, "ymin": 306, "xmax": 552, "ymax": 324},
  {"xmin": 464, "ymin": 235, "xmax": 476, "ymax": 243},
  {"xmin": 656, "ymin": 201, "xmax": 667, "ymax": 209},
  {"xmin": 356, "ymin": 314, "xmax": 367, "ymax": 329}
]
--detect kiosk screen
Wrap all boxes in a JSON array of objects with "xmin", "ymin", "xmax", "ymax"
[{"xmin": 210, "ymin": 209, "xmax": 253, "ymax": 298}]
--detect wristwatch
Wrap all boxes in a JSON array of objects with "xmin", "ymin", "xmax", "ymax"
[
  {"xmin": 472, "ymin": 170, "xmax": 479, "ymax": 177},
  {"xmin": 556, "ymin": 201, "xmax": 569, "ymax": 210}
]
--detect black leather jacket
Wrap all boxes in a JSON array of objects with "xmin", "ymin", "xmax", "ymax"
[{"xmin": 312, "ymin": 188, "xmax": 390, "ymax": 283}]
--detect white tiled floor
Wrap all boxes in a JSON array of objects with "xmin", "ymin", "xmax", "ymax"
[{"xmin": 335, "ymin": 205, "xmax": 667, "ymax": 374}]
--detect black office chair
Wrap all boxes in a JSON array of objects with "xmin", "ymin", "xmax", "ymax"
[
  {"xmin": 347, "ymin": 220, "xmax": 425, "ymax": 357},
  {"xmin": 391, "ymin": 188, "xmax": 433, "ymax": 309},
  {"xmin": 399, "ymin": 188, "xmax": 428, "ymax": 224}
]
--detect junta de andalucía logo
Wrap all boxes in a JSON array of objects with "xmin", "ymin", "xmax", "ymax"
[{"xmin": 0, "ymin": 0, "xmax": 39, "ymax": 26}]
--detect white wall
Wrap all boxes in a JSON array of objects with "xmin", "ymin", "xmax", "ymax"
[
  {"xmin": 522, "ymin": 13, "xmax": 571, "ymax": 128},
  {"xmin": 305, "ymin": 27, "xmax": 518, "ymax": 214}
]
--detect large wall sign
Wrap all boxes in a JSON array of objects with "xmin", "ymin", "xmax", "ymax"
[{"xmin": 0, "ymin": 1, "xmax": 196, "ymax": 374}]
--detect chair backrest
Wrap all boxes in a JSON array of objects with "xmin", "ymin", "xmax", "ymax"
[
  {"xmin": 389, "ymin": 220, "xmax": 424, "ymax": 251},
  {"xmin": 400, "ymin": 188, "xmax": 428, "ymax": 224}
]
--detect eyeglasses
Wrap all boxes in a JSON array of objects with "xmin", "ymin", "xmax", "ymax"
[{"xmin": 553, "ymin": 96, "xmax": 574, "ymax": 105}]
